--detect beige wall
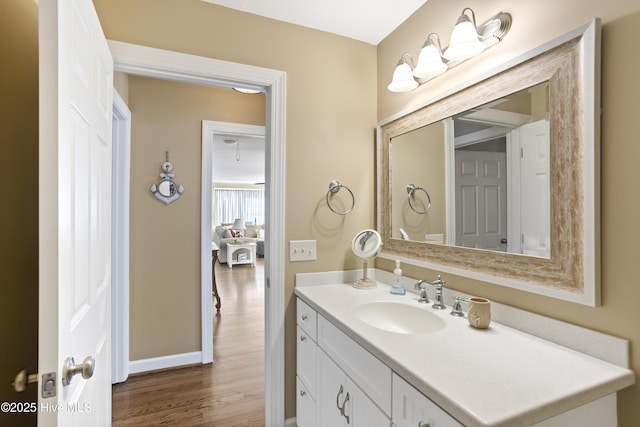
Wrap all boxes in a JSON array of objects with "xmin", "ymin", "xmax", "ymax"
[
  {"xmin": 391, "ymin": 123, "xmax": 446, "ymax": 241},
  {"xmin": 94, "ymin": 0, "xmax": 377, "ymax": 417},
  {"xmin": 377, "ymin": 0, "xmax": 640, "ymax": 424},
  {"xmin": 0, "ymin": 1, "xmax": 39, "ymax": 426},
  {"xmin": 127, "ymin": 76, "xmax": 264, "ymax": 360}
]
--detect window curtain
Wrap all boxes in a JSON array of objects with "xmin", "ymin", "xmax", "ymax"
[{"xmin": 214, "ymin": 188, "xmax": 265, "ymax": 225}]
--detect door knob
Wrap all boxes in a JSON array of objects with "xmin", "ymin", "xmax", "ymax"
[
  {"xmin": 62, "ymin": 356, "xmax": 95, "ymax": 386},
  {"xmin": 12, "ymin": 368, "xmax": 38, "ymax": 392}
]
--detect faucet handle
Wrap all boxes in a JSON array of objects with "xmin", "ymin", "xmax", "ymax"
[
  {"xmin": 414, "ymin": 280, "xmax": 429, "ymax": 303},
  {"xmin": 434, "ymin": 274, "xmax": 444, "ymax": 288},
  {"xmin": 450, "ymin": 296, "xmax": 466, "ymax": 317}
]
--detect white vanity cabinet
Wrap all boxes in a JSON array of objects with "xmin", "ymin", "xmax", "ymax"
[
  {"xmin": 392, "ymin": 374, "xmax": 462, "ymax": 427},
  {"xmin": 317, "ymin": 349, "xmax": 389, "ymax": 427},
  {"xmin": 297, "ymin": 297, "xmax": 391, "ymax": 427},
  {"xmin": 295, "ymin": 284, "xmax": 634, "ymax": 427},
  {"xmin": 296, "ymin": 299, "xmax": 317, "ymax": 427}
]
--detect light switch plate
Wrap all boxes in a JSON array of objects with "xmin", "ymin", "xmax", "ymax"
[{"xmin": 290, "ymin": 240, "xmax": 317, "ymax": 262}]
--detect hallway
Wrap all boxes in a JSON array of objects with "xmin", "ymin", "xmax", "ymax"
[{"xmin": 112, "ymin": 259, "xmax": 265, "ymax": 426}]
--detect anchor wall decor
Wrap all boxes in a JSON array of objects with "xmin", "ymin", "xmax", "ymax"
[{"xmin": 150, "ymin": 152, "xmax": 184, "ymax": 205}]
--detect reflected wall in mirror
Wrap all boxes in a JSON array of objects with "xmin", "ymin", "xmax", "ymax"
[
  {"xmin": 391, "ymin": 82, "xmax": 551, "ymax": 258},
  {"xmin": 378, "ymin": 20, "xmax": 601, "ymax": 305}
]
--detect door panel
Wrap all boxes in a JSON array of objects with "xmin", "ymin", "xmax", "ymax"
[
  {"xmin": 347, "ymin": 377, "xmax": 389, "ymax": 427},
  {"xmin": 316, "ymin": 350, "xmax": 346, "ymax": 427},
  {"xmin": 39, "ymin": 0, "xmax": 113, "ymax": 424},
  {"xmin": 455, "ymin": 151, "xmax": 507, "ymax": 250},
  {"xmin": 519, "ymin": 120, "xmax": 550, "ymax": 257}
]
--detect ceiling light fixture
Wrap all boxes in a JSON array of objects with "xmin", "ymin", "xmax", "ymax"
[
  {"xmin": 224, "ymin": 138, "xmax": 241, "ymax": 161},
  {"xmin": 388, "ymin": 8, "xmax": 512, "ymax": 93},
  {"xmin": 232, "ymin": 87, "xmax": 262, "ymax": 94}
]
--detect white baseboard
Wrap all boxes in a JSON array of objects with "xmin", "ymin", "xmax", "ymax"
[
  {"xmin": 284, "ymin": 417, "xmax": 297, "ymax": 427},
  {"xmin": 129, "ymin": 351, "xmax": 203, "ymax": 375}
]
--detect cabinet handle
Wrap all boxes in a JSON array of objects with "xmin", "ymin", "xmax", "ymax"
[
  {"xmin": 336, "ymin": 384, "xmax": 344, "ymax": 414},
  {"xmin": 342, "ymin": 391, "xmax": 351, "ymax": 424},
  {"xmin": 301, "ymin": 314, "xmax": 308, "ymax": 320},
  {"xmin": 300, "ymin": 335, "xmax": 307, "ymax": 342},
  {"xmin": 418, "ymin": 422, "xmax": 430, "ymax": 427},
  {"xmin": 300, "ymin": 390, "xmax": 306, "ymax": 397}
]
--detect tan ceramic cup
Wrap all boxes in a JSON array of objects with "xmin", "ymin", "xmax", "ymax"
[{"xmin": 468, "ymin": 297, "xmax": 491, "ymax": 329}]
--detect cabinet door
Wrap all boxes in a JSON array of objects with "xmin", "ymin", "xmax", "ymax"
[
  {"xmin": 347, "ymin": 377, "xmax": 391, "ymax": 427},
  {"xmin": 392, "ymin": 374, "xmax": 462, "ymax": 427},
  {"xmin": 297, "ymin": 377, "xmax": 316, "ymax": 427},
  {"xmin": 297, "ymin": 326, "xmax": 317, "ymax": 397},
  {"xmin": 317, "ymin": 350, "xmax": 348, "ymax": 427}
]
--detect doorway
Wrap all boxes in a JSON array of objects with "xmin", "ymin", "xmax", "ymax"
[{"xmin": 109, "ymin": 41, "xmax": 286, "ymax": 424}]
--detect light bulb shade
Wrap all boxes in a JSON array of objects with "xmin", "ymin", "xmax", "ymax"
[
  {"xmin": 443, "ymin": 12, "xmax": 485, "ymax": 61},
  {"xmin": 231, "ymin": 218, "xmax": 246, "ymax": 231},
  {"xmin": 413, "ymin": 42, "xmax": 448, "ymax": 80},
  {"xmin": 387, "ymin": 56, "xmax": 418, "ymax": 92}
]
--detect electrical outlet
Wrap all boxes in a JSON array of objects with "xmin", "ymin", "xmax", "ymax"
[{"xmin": 290, "ymin": 240, "xmax": 317, "ymax": 262}]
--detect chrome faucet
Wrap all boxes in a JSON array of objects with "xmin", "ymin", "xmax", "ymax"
[
  {"xmin": 427, "ymin": 275, "xmax": 447, "ymax": 310},
  {"xmin": 414, "ymin": 280, "xmax": 429, "ymax": 303}
]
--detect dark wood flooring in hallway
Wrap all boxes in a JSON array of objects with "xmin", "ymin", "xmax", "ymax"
[{"xmin": 112, "ymin": 258, "xmax": 265, "ymax": 426}]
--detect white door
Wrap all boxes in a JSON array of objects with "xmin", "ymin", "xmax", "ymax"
[
  {"xmin": 39, "ymin": 0, "xmax": 113, "ymax": 425},
  {"xmin": 519, "ymin": 120, "xmax": 550, "ymax": 257},
  {"xmin": 455, "ymin": 150, "xmax": 507, "ymax": 250}
]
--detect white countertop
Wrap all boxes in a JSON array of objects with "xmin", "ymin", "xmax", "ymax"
[{"xmin": 295, "ymin": 282, "xmax": 635, "ymax": 427}]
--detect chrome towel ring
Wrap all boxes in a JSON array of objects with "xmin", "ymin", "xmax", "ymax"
[
  {"xmin": 407, "ymin": 183, "xmax": 431, "ymax": 214},
  {"xmin": 327, "ymin": 180, "xmax": 355, "ymax": 215}
]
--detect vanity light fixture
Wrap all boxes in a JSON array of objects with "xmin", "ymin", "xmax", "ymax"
[
  {"xmin": 387, "ymin": 52, "xmax": 419, "ymax": 92},
  {"xmin": 413, "ymin": 33, "xmax": 448, "ymax": 80},
  {"xmin": 387, "ymin": 8, "xmax": 512, "ymax": 93},
  {"xmin": 443, "ymin": 8, "xmax": 486, "ymax": 61}
]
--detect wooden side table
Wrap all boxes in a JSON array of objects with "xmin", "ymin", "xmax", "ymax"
[{"xmin": 212, "ymin": 243, "xmax": 221, "ymax": 312}]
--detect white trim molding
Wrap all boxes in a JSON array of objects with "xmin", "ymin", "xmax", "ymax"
[
  {"xmin": 129, "ymin": 352, "xmax": 202, "ymax": 375},
  {"xmin": 111, "ymin": 88, "xmax": 131, "ymax": 384},
  {"xmin": 201, "ymin": 121, "xmax": 266, "ymax": 364},
  {"xmin": 109, "ymin": 40, "xmax": 287, "ymax": 426}
]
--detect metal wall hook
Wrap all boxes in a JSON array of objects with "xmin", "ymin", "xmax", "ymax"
[
  {"xmin": 326, "ymin": 180, "xmax": 355, "ymax": 215},
  {"xmin": 406, "ymin": 183, "xmax": 431, "ymax": 214}
]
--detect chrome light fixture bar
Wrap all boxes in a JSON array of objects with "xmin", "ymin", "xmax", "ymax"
[{"xmin": 388, "ymin": 8, "xmax": 512, "ymax": 93}]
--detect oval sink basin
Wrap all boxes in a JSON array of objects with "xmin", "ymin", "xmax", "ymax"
[{"xmin": 352, "ymin": 301, "xmax": 446, "ymax": 334}]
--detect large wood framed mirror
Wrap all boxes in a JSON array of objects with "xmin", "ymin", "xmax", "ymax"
[{"xmin": 377, "ymin": 20, "xmax": 601, "ymax": 306}]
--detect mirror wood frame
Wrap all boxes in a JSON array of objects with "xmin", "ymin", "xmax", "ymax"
[{"xmin": 377, "ymin": 20, "xmax": 601, "ymax": 306}]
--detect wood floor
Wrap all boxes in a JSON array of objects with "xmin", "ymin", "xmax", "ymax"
[{"xmin": 112, "ymin": 258, "xmax": 265, "ymax": 426}]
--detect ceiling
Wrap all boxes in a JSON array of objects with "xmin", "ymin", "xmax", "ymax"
[
  {"xmin": 200, "ymin": 0, "xmax": 430, "ymax": 45},
  {"xmin": 212, "ymin": 134, "xmax": 265, "ymax": 184}
]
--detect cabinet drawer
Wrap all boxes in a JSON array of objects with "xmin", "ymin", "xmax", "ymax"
[
  {"xmin": 297, "ymin": 298, "xmax": 318, "ymax": 340},
  {"xmin": 297, "ymin": 376, "xmax": 316, "ymax": 427},
  {"xmin": 297, "ymin": 326, "xmax": 317, "ymax": 397},
  {"xmin": 392, "ymin": 374, "xmax": 462, "ymax": 427},
  {"xmin": 318, "ymin": 315, "xmax": 392, "ymax": 416}
]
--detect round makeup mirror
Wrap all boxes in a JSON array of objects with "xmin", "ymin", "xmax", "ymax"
[{"xmin": 351, "ymin": 229, "xmax": 382, "ymax": 289}]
